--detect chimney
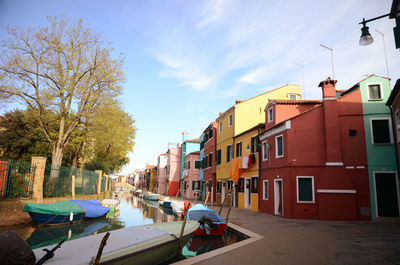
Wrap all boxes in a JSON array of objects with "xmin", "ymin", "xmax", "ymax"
[
  {"xmin": 181, "ymin": 131, "xmax": 188, "ymax": 143},
  {"xmin": 318, "ymin": 77, "xmax": 342, "ymax": 163}
]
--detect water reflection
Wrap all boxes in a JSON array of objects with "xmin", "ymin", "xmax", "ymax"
[{"xmin": 20, "ymin": 193, "xmax": 248, "ymax": 262}]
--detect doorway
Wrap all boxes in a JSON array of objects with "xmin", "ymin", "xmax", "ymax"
[
  {"xmin": 245, "ymin": 178, "xmax": 251, "ymax": 208},
  {"xmin": 374, "ymin": 172, "xmax": 400, "ymax": 217},
  {"xmin": 274, "ymin": 179, "xmax": 283, "ymax": 216}
]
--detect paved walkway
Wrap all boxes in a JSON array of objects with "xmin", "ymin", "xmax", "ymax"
[{"xmin": 178, "ymin": 206, "xmax": 400, "ymax": 265}]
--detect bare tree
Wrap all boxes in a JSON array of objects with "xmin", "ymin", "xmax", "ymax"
[{"xmin": 0, "ymin": 15, "xmax": 125, "ymax": 168}]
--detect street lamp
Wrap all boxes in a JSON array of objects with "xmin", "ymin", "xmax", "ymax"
[{"xmin": 358, "ymin": 10, "xmax": 400, "ymax": 47}]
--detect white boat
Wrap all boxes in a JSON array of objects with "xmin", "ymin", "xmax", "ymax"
[
  {"xmin": 143, "ymin": 193, "xmax": 160, "ymax": 201},
  {"xmin": 32, "ymin": 221, "xmax": 199, "ymax": 265},
  {"xmin": 171, "ymin": 200, "xmax": 185, "ymax": 216},
  {"xmin": 101, "ymin": 199, "xmax": 120, "ymax": 211}
]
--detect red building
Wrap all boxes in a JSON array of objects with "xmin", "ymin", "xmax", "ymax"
[
  {"xmin": 259, "ymin": 78, "xmax": 371, "ymax": 221},
  {"xmin": 202, "ymin": 122, "xmax": 217, "ymax": 203}
]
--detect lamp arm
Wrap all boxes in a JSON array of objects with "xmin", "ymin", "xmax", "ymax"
[{"xmin": 359, "ymin": 10, "xmax": 400, "ymax": 24}]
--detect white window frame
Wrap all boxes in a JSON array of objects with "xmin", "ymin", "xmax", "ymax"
[
  {"xmin": 229, "ymin": 114, "xmax": 233, "ymax": 127},
  {"xmin": 369, "ymin": 117, "xmax": 394, "ymax": 144},
  {"xmin": 227, "ymin": 144, "xmax": 232, "ymax": 163},
  {"xmin": 219, "ymin": 121, "xmax": 222, "ymax": 133},
  {"xmin": 263, "ymin": 180, "xmax": 268, "ymax": 200},
  {"xmin": 288, "ymin": 93, "xmax": 297, "ymax": 100},
  {"xmin": 367, "ymin": 83, "xmax": 383, "ymax": 101},
  {"xmin": 275, "ymin": 134, "xmax": 284, "ymax": 158},
  {"xmin": 208, "ymin": 152, "xmax": 213, "ymax": 168},
  {"xmin": 267, "ymin": 108, "xmax": 273, "ymax": 123},
  {"xmin": 236, "ymin": 141, "xmax": 242, "ymax": 157},
  {"xmin": 262, "ymin": 141, "xmax": 268, "ymax": 161},
  {"xmin": 296, "ymin": 176, "xmax": 315, "ymax": 203}
]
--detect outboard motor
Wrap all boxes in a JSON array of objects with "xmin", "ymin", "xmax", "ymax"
[{"xmin": 198, "ymin": 216, "xmax": 217, "ymax": 235}]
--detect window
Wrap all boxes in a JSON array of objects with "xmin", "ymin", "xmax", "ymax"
[
  {"xmin": 217, "ymin": 149, "xmax": 222, "ymax": 165},
  {"xmin": 263, "ymin": 180, "xmax": 268, "ymax": 200},
  {"xmin": 267, "ymin": 108, "xmax": 273, "ymax": 123},
  {"xmin": 297, "ymin": 176, "xmax": 314, "ymax": 203},
  {"xmin": 208, "ymin": 153, "xmax": 213, "ymax": 167},
  {"xmin": 349, "ymin": 130, "xmax": 357, "ymax": 136},
  {"xmin": 217, "ymin": 181, "xmax": 222, "ymax": 193},
  {"xmin": 195, "ymin": 160, "xmax": 201, "ymax": 169},
  {"xmin": 227, "ymin": 145, "xmax": 232, "ymax": 162},
  {"xmin": 251, "ymin": 136, "xmax": 258, "ymax": 153},
  {"xmin": 209, "ymin": 129, "xmax": 213, "ymax": 139},
  {"xmin": 229, "ymin": 114, "xmax": 233, "ymax": 127},
  {"xmin": 371, "ymin": 118, "xmax": 393, "ymax": 144},
  {"xmin": 238, "ymin": 178, "xmax": 244, "ymax": 192},
  {"xmin": 236, "ymin": 142, "xmax": 242, "ymax": 157},
  {"xmin": 275, "ymin": 135, "xmax": 284, "ymax": 158},
  {"xmin": 219, "ymin": 121, "xmax": 222, "ymax": 133},
  {"xmin": 368, "ymin": 84, "xmax": 383, "ymax": 100},
  {"xmin": 184, "ymin": 181, "xmax": 188, "ymax": 191},
  {"xmin": 192, "ymin": 181, "xmax": 200, "ymax": 190},
  {"xmin": 187, "ymin": 161, "xmax": 190, "ymax": 169},
  {"xmin": 251, "ymin": 177, "xmax": 258, "ymax": 193},
  {"xmin": 289, "ymin": 94, "xmax": 297, "ymax": 100},
  {"xmin": 262, "ymin": 141, "xmax": 268, "ymax": 161}
]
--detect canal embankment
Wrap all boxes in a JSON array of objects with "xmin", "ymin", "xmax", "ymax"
[{"xmin": 176, "ymin": 205, "xmax": 400, "ymax": 265}]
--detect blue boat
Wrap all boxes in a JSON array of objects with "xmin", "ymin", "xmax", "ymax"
[
  {"xmin": 71, "ymin": 200, "xmax": 110, "ymax": 218},
  {"xmin": 186, "ymin": 204, "xmax": 227, "ymax": 236},
  {"xmin": 23, "ymin": 200, "xmax": 109, "ymax": 226}
]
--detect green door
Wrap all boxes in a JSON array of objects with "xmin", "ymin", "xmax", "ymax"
[{"xmin": 375, "ymin": 173, "xmax": 399, "ymax": 217}]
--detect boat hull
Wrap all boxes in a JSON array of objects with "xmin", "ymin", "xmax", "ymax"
[
  {"xmin": 143, "ymin": 194, "xmax": 160, "ymax": 201},
  {"xmin": 32, "ymin": 221, "xmax": 199, "ymax": 265},
  {"xmin": 28, "ymin": 212, "xmax": 85, "ymax": 225},
  {"xmin": 193, "ymin": 223, "xmax": 227, "ymax": 236}
]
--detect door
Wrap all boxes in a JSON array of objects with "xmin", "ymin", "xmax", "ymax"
[
  {"xmin": 375, "ymin": 172, "xmax": 400, "ymax": 217},
  {"xmin": 245, "ymin": 178, "xmax": 251, "ymax": 208},
  {"xmin": 222, "ymin": 181, "xmax": 226, "ymax": 203},
  {"xmin": 274, "ymin": 179, "xmax": 283, "ymax": 216}
]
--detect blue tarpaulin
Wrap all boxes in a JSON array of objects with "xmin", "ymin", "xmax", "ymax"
[{"xmin": 71, "ymin": 200, "xmax": 109, "ymax": 218}]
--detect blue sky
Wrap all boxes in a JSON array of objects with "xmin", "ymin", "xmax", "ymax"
[{"xmin": 1, "ymin": 0, "xmax": 399, "ymax": 175}]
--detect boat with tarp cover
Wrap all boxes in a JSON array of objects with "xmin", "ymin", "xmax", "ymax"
[
  {"xmin": 23, "ymin": 200, "xmax": 109, "ymax": 225},
  {"xmin": 32, "ymin": 221, "xmax": 199, "ymax": 265},
  {"xmin": 186, "ymin": 204, "xmax": 227, "ymax": 236}
]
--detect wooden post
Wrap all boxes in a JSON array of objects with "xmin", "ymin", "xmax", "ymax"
[
  {"xmin": 94, "ymin": 232, "xmax": 110, "ymax": 265},
  {"xmin": 219, "ymin": 191, "xmax": 229, "ymax": 215},
  {"xmin": 204, "ymin": 192, "xmax": 210, "ymax": 206},
  {"xmin": 71, "ymin": 175, "xmax": 75, "ymax": 199},
  {"xmin": 177, "ymin": 217, "xmax": 187, "ymax": 255},
  {"xmin": 95, "ymin": 170, "xmax": 103, "ymax": 194}
]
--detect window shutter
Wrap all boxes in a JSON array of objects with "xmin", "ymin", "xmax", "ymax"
[{"xmin": 209, "ymin": 153, "xmax": 212, "ymax": 167}]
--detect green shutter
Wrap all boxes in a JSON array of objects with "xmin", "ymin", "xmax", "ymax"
[{"xmin": 209, "ymin": 153, "xmax": 212, "ymax": 167}]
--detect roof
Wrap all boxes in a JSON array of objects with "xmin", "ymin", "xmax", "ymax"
[
  {"xmin": 390, "ymin": 0, "xmax": 399, "ymax": 18},
  {"xmin": 387, "ymin": 79, "xmax": 400, "ymax": 106},
  {"xmin": 237, "ymin": 84, "xmax": 300, "ymax": 104},
  {"xmin": 186, "ymin": 151, "xmax": 200, "ymax": 156},
  {"xmin": 268, "ymin": 99, "xmax": 322, "ymax": 105},
  {"xmin": 185, "ymin": 138, "xmax": 200, "ymax": 143},
  {"xmin": 341, "ymin": 74, "xmax": 391, "ymax": 96},
  {"xmin": 234, "ymin": 123, "xmax": 265, "ymax": 139}
]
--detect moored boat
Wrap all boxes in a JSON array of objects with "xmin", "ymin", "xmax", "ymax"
[
  {"xmin": 171, "ymin": 200, "xmax": 185, "ymax": 216},
  {"xmin": 71, "ymin": 200, "xmax": 109, "ymax": 218},
  {"xmin": 23, "ymin": 201, "xmax": 86, "ymax": 225},
  {"xmin": 142, "ymin": 193, "xmax": 160, "ymax": 201},
  {"xmin": 32, "ymin": 221, "xmax": 200, "ymax": 265},
  {"xmin": 186, "ymin": 204, "xmax": 227, "ymax": 236},
  {"xmin": 158, "ymin": 196, "xmax": 173, "ymax": 208}
]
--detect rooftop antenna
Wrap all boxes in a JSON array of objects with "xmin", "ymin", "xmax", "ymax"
[{"xmin": 320, "ymin": 44, "xmax": 334, "ymax": 80}]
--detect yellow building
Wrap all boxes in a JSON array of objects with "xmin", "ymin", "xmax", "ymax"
[
  {"xmin": 233, "ymin": 124, "xmax": 264, "ymax": 211},
  {"xmin": 215, "ymin": 84, "xmax": 302, "ymax": 206}
]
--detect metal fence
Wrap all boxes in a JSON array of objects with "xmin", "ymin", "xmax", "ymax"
[
  {"xmin": 0, "ymin": 159, "xmax": 36, "ymax": 199},
  {"xmin": 43, "ymin": 165, "xmax": 99, "ymax": 197}
]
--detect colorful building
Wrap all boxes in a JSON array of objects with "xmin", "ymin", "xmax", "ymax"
[
  {"xmin": 165, "ymin": 143, "xmax": 181, "ymax": 196},
  {"xmin": 183, "ymin": 151, "xmax": 201, "ymax": 199},
  {"xmin": 179, "ymin": 133, "xmax": 200, "ymax": 196},
  {"xmin": 259, "ymin": 76, "xmax": 396, "ymax": 221},
  {"xmin": 201, "ymin": 122, "xmax": 217, "ymax": 204},
  {"xmin": 156, "ymin": 153, "xmax": 168, "ymax": 195},
  {"xmin": 216, "ymin": 84, "xmax": 303, "ymax": 205},
  {"xmin": 232, "ymin": 123, "xmax": 264, "ymax": 211}
]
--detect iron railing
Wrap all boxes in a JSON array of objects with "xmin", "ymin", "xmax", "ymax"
[{"xmin": 0, "ymin": 159, "xmax": 36, "ymax": 199}]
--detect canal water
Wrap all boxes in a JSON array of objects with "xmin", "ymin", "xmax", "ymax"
[{"xmin": 7, "ymin": 192, "xmax": 249, "ymax": 263}]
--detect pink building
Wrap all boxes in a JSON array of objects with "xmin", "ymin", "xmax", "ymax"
[
  {"xmin": 183, "ymin": 151, "xmax": 201, "ymax": 199},
  {"xmin": 166, "ymin": 144, "xmax": 181, "ymax": 196},
  {"xmin": 156, "ymin": 153, "xmax": 168, "ymax": 194}
]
